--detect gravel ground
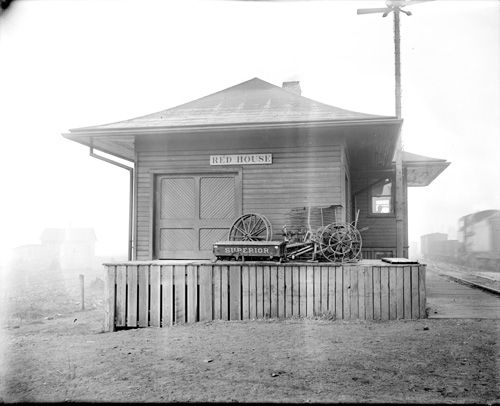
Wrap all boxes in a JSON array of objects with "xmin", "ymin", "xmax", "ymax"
[{"xmin": 0, "ymin": 309, "xmax": 498, "ymax": 403}]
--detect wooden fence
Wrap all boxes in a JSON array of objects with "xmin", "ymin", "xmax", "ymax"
[{"xmin": 104, "ymin": 262, "xmax": 426, "ymax": 331}]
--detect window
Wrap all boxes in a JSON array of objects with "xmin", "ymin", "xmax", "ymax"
[{"xmin": 371, "ymin": 178, "xmax": 393, "ymax": 214}]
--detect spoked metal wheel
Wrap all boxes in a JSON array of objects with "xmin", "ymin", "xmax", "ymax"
[
  {"xmin": 228, "ymin": 213, "xmax": 273, "ymax": 241},
  {"xmin": 318, "ymin": 222, "xmax": 362, "ymax": 263}
]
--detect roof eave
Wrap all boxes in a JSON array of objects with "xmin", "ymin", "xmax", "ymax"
[{"xmin": 68, "ymin": 117, "xmax": 402, "ymax": 137}]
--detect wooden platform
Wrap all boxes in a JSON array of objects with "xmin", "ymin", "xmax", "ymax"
[{"xmin": 103, "ymin": 260, "xmax": 427, "ymax": 331}]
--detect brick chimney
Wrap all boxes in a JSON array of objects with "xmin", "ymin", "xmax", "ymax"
[{"xmin": 282, "ymin": 81, "xmax": 301, "ymax": 96}]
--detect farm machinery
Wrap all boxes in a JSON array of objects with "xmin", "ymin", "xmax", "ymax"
[{"xmin": 213, "ymin": 211, "xmax": 362, "ymax": 263}]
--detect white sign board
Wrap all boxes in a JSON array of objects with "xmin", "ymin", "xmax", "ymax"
[{"xmin": 210, "ymin": 154, "xmax": 272, "ymax": 166}]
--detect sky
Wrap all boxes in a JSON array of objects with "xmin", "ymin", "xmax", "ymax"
[{"xmin": 0, "ymin": 0, "xmax": 498, "ymax": 262}]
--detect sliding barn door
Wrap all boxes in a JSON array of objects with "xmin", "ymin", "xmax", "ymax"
[{"xmin": 155, "ymin": 173, "xmax": 241, "ymax": 259}]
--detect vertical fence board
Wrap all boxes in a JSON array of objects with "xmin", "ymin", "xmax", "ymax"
[
  {"xmin": 161, "ymin": 265, "xmax": 173, "ymax": 326},
  {"xmin": 138, "ymin": 265, "xmax": 150, "ymax": 327},
  {"xmin": 249, "ymin": 265, "xmax": 257, "ymax": 319},
  {"xmin": 229, "ymin": 265, "xmax": 241, "ymax": 321},
  {"xmin": 357, "ymin": 267, "xmax": 365, "ymax": 320},
  {"xmin": 199, "ymin": 265, "xmax": 212, "ymax": 322},
  {"xmin": 263, "ymin": 266, "xmax": 271, "ymax": 318},
  {"xmin": 419, "ymin": 265, "xmax": 426, "ymax": 318},
  {"xmin": 285, "ymin": 266, "xmax": 293, "ymax": 318},
  {"xmin": 389, "ymin": 267, "xmax": 397, "ymax": 320},
  {"xmin": 104, "ymin": 266, "xmax": 116, "ymax": 332},
  {"xmin": 411, "ymin": 266, "xmax": 420, "ymax": 319},
  {"xmin": 306, "ymin": 266, "xmax": 314, "ymax": 317},
  {"xmin": 321, "ymin": 266, "xmax": 329, "ymax": 313},
  {"xmin": 115, "ymin": 265, "xmax": 127, "ymax": 327},
  {"xmin": 292, "ymin": 266, "xmax": 300, "ymax": 316},
  {"xmin": 150, "ymin": 265, "xmax": 161, "ymax": 327},
  {"xmin": 221, "ymin": 266, "xmax": 229, "ymax": 320},
  {"xmin": 403, "ymin": 266, "xmax": 412, "ymax": 319},
  {"xmin": 335, "ymin": 266, "xmax": 343, "ymax": 319},
  {"xmin": 270, "ymin": 266, "xmax": 278, "ymax": 318},
  {"xmin": 373, "ymin": 266, "xmax": 381, "ymax": 320},
  {"xmin": 213, "ymin": 266, "xmax": 221, "ymax": 320},
  {"xmin": 242, "ymin": 266, "xmax": 250, "ymax": 320},
  {"xmin": 187, "ymin": 265, "xmax": 197, "ymax": 323},
  {"xmin": 299, "ymin": 266, "xmax": 307, "ymax": 316},
  {"xmin": 256, "ymin": 266, "xmax": 264, "ymax": 318},
  {"xmin": 350, "ymin": 267, "xmax": 359, "ymax": 319},
  {"xmin": 278, "ymin": 266, "xmax": 285, "ymax": 318},
  {"xmin": 396, "ymin": 267, "xmax": 404, "ymax": 319},
  {"xmin": 328, "ymin": 266, "xmax": 336, "ymax": 314},
  {"xmin": 174, "ymin": 265, "xmax": 185, "ymax": 324},
  {"xmin": 313, "ymin": 267, "xmax": 321, "ymax": 316},
  {"xmin": 364, "ymin": 267, "xmax": 373, "ymax": 320},
  {"xmin": 126, "ymin": 265, "xmax": 138, "ymax": 327},
  {"xmin": 343, "ymin": 266, "xmax": 351, "ymax": 320},
  {"xmin": 380, "ymin": 267, "xmax": 389, "ymax": 321}
]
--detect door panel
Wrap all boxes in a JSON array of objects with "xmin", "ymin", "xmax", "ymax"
[{"xmin": 156, "ymin": 172, "xmax": 240, "ymax": 259}]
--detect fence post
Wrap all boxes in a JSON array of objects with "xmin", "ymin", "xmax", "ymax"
[{"xmin": 79, "ymin": 274, "xmax": 85, "ymax": 311}]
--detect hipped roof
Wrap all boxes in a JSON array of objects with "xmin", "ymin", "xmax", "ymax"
[
  {"xmin": 72, "ymin": 77, "xmax": 394, "ymax": 131},
  {"xmin": 401, "ymin": 151, "xmax": 450, "ymax": 187}
]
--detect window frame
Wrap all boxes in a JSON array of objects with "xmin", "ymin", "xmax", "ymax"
[{"xmin": 368, "ymin": 177, "xmax": 395, "ymax": 218}]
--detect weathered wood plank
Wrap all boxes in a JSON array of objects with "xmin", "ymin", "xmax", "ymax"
[
  {"xmin": 115, "ymin": 265, "xmax": 127, "ymax": 327},
  {"xmin": 292, "ymin": 266, "xmax": 300, "ymax": 316},
  {"xmin": 389, "ymin": 266, "xmax": 397, "ymax": 320},
  {"xmin": 299, "ymin": 266, "xmax": 307, "ymax": 316},
  {"xmin": 126, "ymin": 265, "xmax": 138, "ymax": 327},
  {"xmin": 373, "ymin": 266, "xmax": 381, "ymax": 320},
  {"xmin": 138, "ymin": 265, "xmax": 150, "ymax": 327},
  {"xmin": 358, "ymin": 267, "xmax": 365, "ymax": 320},
  {"xmin": 150, "ymin": 265, "xmax": 161, "ymax": 327},
  {"xmin": 411, "ymin": 266, "xmax": 420, "ymax": 319},
  {"xmin": 249, "ymin": 265, "xmax": 257, "ymax": 319},
  {"xmin": 350, "ymin": 267, "xmax": 359, "ymax": 319},
  {"xmin": 270, "ymin": 266, "xmax": 278, "ymax": 318},
  {"xmin": 242, "ymin": 266, "xmax": 250, "ymax": 320},
  {"xmin": 343, "ymin": 266, "xmax": 351, "ymax": 320},
  {"xmin": 104, "ymin": 266, "xmax": 116, "ymax": 332},
  {"xmin": 396, "ymin": 266, "xmax": 404, "ymax": 319},
  {"xmin": 403, "ymin": 266, "xmax": 412, "ymax": 319},
  {"xmin": 306, "ymin": 266, "xmax": 314, "ymax": 317},
  {"xmin": 213, "ymin": 266, "xmax": 221, "ymax": 320},
  {"xmin": 380, "ymin": 266, "xmax": 389, "ymax": 321},
  {"xmin": 198, "ymin": 265, "xmax": 212, "ymax": 322},
  {"xmin": 328, "ymin": 266, "xmax": 336, "ymax": 314},
  {"xmin": 263, "ymin": 266, "xmax": 271, "ymax": 318},
  {"xmin": 285, "ymin": 266, "xmax": 293, "ymax": 318},
  {"xmin": 229, "ymin": 265, "xmax": 241, "ymax": 321},
  {"xmin": 221, "ymin": 266, "xmax": 229, "ymax": 320},
  {"xmin": 313, "ymin": 266, "xmax": 321, "ymax": 316},
  {"xmin": 187, "ymin": 265, "xmax": 197, "ymax": 323},
  {"xmin": 364, "ymin": 266, "xmax": 373, "ymax": 320},
  {"xmin": 278, "ymin": 266, "xmax": 285, "ymax": 318},
  {"xmin": 161, "ymin": 265, "xmax": 173, "ymax": 326},
  {"xmin": 335, "ymin": 266, "xmax": 343, "ymax": 319},
  {"xmin": 419, "ymin": 265, "xmax": 427, "ymax": 318},
  {"xmin": 174, "ymin": 265, "xmax": 185, "ymax": 324},
  {"xmin": 321, "ymin": 266, "xmax": 329, "ymax": 313},
  {"xmin": 256, "ymin": 266, "xmax": 264, "ymax": 318}
]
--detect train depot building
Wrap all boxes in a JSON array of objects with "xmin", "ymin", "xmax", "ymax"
[{"xmin": 64, "ymin": 78, "xmax": 449, "ymax": 329}]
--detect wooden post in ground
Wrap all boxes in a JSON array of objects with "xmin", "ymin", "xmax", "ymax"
[{"xmin": 79, "ymin": 274, "xmax": 85, "ymax": 311}]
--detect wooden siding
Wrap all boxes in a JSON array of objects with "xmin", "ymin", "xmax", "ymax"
[
  {"xmin": 103, "ymin": 261, "xmax": 427, "ymax": 331},
  {"xmin": 135, "ymin": 131, "xmax": 344, "ymax": 260},
  {"xmin": 352, "ymin": 169, "xmax": 408, "ymax": 255}
]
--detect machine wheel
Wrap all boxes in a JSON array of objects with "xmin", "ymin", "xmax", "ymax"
[
  {"xmin": 228, "ymin": 213, "xmax": 273, "ymax": 241},
  {"xmin": 318, "ymin": 222, "xmax": 362, "ymax": 263}
]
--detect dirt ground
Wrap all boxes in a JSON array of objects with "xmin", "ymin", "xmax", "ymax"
[{"xmin": 0, "ymin": 308, "xmax": 498, "ymax": 403}]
